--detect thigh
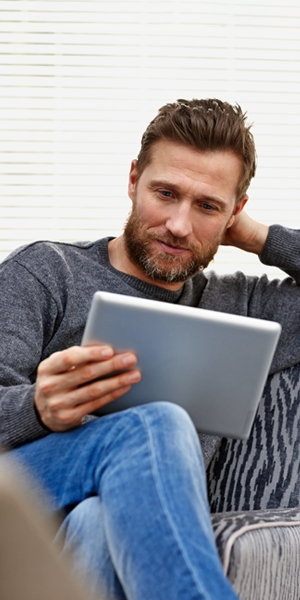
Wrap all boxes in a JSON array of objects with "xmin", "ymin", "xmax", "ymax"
[
  {"xmin": 8, "ymin": 413, "xmax": 128, "ymax": 512},
  {"xmin": 9, "ymin": 401, "xmax": 207, "ymax": 521}
]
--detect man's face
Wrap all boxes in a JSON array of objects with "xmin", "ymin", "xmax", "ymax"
[{"xmin": 124, "ymin": 139, "xmax": 247, "ymax": 287}]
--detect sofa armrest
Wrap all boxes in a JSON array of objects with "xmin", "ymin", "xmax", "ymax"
[{"xmin": 211, "ymin": 508, "xmax": 300, "ymax": 600}]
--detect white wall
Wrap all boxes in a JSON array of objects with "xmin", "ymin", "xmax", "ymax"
[{"xmin": 1, "ymin": 0, "xmax": 300, "ymax": 279}]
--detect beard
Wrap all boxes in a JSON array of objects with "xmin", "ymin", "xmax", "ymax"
[{"xmin": 123, "ymin": 206, "xmax": 223, "ymax": 284}]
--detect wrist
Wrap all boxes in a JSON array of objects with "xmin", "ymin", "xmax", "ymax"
[{"xmin": 33, "ymin": 403, "xmax": 52, "ymax": 432}]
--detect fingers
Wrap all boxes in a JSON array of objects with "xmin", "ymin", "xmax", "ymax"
[
  {"xmin": 39, "ymin": 345, "xmax": 115, "ymax": 375},
  {"xmin": 51, "ymin": 384, "xmax": 133, "ymax": 431},
  {"xmin": 38, "ymin": 347, "xmax": 138, "ymax": 395},
  {"xmin": 40, "ymin": 370, "xmax": 141, "ymax": 432},
  {"xmin": 35, "ymin": 345, "xmax": 141, "ymax": 432},
  {"xmin": 55, "ymin": 368, "xmax": 141, "ymax": 413},
  {"xmin": 41, "ymin": 362, "xmax": 141, "ymax": 409}
]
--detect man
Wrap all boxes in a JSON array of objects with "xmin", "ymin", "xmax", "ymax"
[{"xmin": 1, "ymin": 98, "xmax": 300, "ymax": 600}]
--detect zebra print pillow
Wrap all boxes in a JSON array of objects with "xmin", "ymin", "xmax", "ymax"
[{"xmin": 207, "ymin": 364, "xmax": 300, "ymax": 513}]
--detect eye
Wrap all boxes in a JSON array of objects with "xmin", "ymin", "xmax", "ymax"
[
  {"xmin": 158, "ymin": 189, "xmax": 174, "ymax": 198},
  {"xmin": 199, "ymin": 202, "xmax": 217, "ymax": 212}
]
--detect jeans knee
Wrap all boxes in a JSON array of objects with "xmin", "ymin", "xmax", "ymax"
[
  {"xmin": 135, "ymin": 402, "xmax": 205, "ymax": 480},
  {"xmin": 138, "ymin": 401, "xmax": 196, "ymax": 439}
]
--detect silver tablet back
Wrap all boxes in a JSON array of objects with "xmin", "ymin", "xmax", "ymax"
[{"xmin": 82, "ymin": 292, "xmax": 281, "ymax": 439}]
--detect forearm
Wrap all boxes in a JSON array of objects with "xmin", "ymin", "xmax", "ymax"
[
  {"xmin": 260, "ymin": 224, "xmax": 300, "ymax": 284},
  {"xmin": 226, "ymin": 213, "xmax": 300, "ymax": 281},
  {"xmin": 0, "ymin": 384, "xmax": 50, "ymax": 449},
  {"xmin": 0, "ymin": 257, "xmax": 61, "ymax": 447}
]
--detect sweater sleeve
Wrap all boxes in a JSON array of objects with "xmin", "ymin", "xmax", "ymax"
[
  {"xmin": 253, "ymin": 224, "xmax": 300, "ymax": 372},
  {"xmin": 242, "ymin": 224, "xmax": 300, "ymax": 372},
  {"xmin": 0, "ymin": 259, "xmax": 59, "ymax": 448},
  {"xmin": 259, "ymin": 224, "xmax": 300, "ymax": 284}
]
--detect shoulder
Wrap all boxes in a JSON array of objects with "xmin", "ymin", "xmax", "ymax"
[
  {"xmin": 1, "ymin": 238, "xmax": 109, "ymax": 273},
  {"xmin": 3, "ymin": 239, "xmax": 98, "ymax": 261},
  {"xmin": 183, "ymin": 268, "xmax": 260, "ymax": 315},
  {"xmin": 0, "ymin": 238, "xmax": 110, "ymax": 300}
]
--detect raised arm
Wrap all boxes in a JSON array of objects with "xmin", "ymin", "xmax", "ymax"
[
  {"xmin": 222, "ymin": 210, "xmax": 269, "ymax": 256},
  {"xmin": 222, "ymin": 208, "xmax": 300, "ymax": 285}
]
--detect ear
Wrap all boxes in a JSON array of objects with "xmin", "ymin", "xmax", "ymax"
[
  {"xmin": 128, "ymin": 159, "xmax": 138, "ymax": 202},
  {"xmin": 226, "ymin": 195, "xmax": 248, "ymax": 228}
]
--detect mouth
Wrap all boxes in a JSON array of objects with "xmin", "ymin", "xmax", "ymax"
[{"xmin": 156, "ymin": 240, "xmax": 191, "ymax": 256}]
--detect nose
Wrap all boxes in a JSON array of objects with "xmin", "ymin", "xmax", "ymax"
[{"xmin": 165, "ymin": 203, "xmax": 193, "ymax": 238}]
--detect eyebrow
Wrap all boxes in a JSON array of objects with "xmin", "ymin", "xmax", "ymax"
[{"xmin": 150, "ymin": 179, "xmax": 228, "ymax": 209}]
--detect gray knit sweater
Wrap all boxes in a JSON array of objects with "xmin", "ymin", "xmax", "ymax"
[{"xmin": 1, "ymin": 225, "xmax": 300, "ymax": 457}]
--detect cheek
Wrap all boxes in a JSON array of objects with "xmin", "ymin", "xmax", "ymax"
[
  {"xmin": 141, "ymin": 205, "xmax": 166, "ymax": 227},
  {"xmin": 193, "ymin": 217, "xmax": 228, "ymax": 242}
]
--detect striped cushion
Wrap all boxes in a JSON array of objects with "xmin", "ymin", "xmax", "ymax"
[{"xmin": 207, "ymin": 363, "xmax": 300, "ymax": 512}]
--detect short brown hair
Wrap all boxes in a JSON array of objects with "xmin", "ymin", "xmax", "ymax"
[{"xmin": 136, "ymin": 98, "xmax": 256, "ymax": 201}]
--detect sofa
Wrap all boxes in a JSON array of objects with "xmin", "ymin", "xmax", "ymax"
[{"xmin": 206, "ymin": 363, "xmax": 300, "ymax": 599}]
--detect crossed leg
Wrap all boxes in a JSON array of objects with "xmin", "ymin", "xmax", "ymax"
[{"xmin": 10, "ymin": 402, "xmax": 238, "ymax": 600}]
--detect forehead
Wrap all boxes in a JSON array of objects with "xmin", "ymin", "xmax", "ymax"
[{"xmin": 144, "ymin": 140, "xmax": 242, "ymax": 190}]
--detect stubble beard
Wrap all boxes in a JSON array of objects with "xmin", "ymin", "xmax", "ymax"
[{"xmin": 123, "ymin": 207, "xmax": 223, "ymax": 284}]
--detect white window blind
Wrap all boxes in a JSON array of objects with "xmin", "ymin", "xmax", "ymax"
[{"xmin": 1, "ymin": 0, "xmax": 300, "ymax": 279}]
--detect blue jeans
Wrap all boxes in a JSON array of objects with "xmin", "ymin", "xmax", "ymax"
[{"xmin": 11, "ymin": 402, "xmax": 238, "ymax": 600}]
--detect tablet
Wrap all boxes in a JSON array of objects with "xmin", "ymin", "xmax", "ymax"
[{"xmin": 81, "ymin": 291, "xmax": 281, "ymax": 439}]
